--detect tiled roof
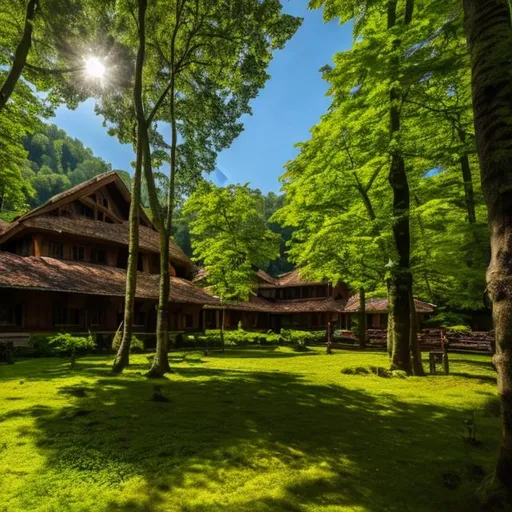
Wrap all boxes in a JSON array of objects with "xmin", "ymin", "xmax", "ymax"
[
  {"xmin": 0, "ymin": 219, "xmax": 10, "ymax": 235},
  {"xmin": 206, "ymin": 294, "xmax": 346, "ymax": 314},
  {"xmin": 8, "ymin": 215, "xmax": 190, "ymax": 265},
  {"xmin": 256, "ymin": 269, "xmax": 277, "ymax": 285},
  {"xmin": 0, "ymin": 251, "xmax": 216, "ymax": 305},
  {"xmin": 15, "ymin": 172, "xmax": 119, "ymax": 222},
  {"xmin": 259, "ymin": 268, "xmax": 326, "ymax": 288},
  {"xmin": 344, "ymin": 295, "xmax": 435, "ymax": 314}
]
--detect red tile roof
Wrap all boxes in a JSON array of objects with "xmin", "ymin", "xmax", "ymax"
[
  {"xmin": 0, "ymin": 251, "xmax": 217, "ymax": 305},
  {"xmin": 344, "ymin": 295, "xmax": 435, "ymax": 314}
]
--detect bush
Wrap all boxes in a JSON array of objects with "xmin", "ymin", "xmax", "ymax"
[
  {"xmin": 29, "ymin": 334, "xmax": 56, "ymax": 357},
  {"xmin": 111, "ymin": 332, "xmax": 145, "ymax": 353},
  {"xmin": 446, "ymin": 325, "xmax": 472, "ymax": 334},
  {"xmin": 49, "ymin": 333, "xmax": 96, "ymax": 368},
  {"xmin": 425, "ymin": 311, "xmax": 472, "ymax": 329}
]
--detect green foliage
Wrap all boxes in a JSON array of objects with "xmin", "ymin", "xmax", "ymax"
[
  {"xmin": 447, "ymin": 325, "xmax": 472, "ymax": 335},
  {"xmin": 49, "ymin": 333, "xmax": 96, "ymax": 354},
  {"xmin": 184, "ymin": 183, "xmax": 280, "ymax": 301},
  {"xmin": 111, "ymin": 332, "xmax": 145, "ymax": 353},
  {"xmin": 275, "ymin": 0, "xmax": 487, "ymax": 311}
]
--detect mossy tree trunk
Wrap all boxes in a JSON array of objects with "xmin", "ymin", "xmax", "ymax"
[
  {"xmin": 387, "ymin": 0, "xmax": 413, "ymax": 375},
  {"xmin": 112, "ymin": 0, "xmax": 147, "ymax": 374},
  {"xmin": 463, "ymin": 0, "xmax": 512, "ymax": 496},
  {"xmin": 0, "ymin": 0, "xmax": 38, "ymax": 111}
]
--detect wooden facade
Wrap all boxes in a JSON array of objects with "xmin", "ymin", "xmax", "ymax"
[{"xmin": 0, "ymin": 172, "xmax": 213, "ymax": 340}]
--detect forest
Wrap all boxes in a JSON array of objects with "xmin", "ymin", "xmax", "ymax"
[{"xmin": 2, "ymin": 0, "xmax": 512, "ymax": 509}]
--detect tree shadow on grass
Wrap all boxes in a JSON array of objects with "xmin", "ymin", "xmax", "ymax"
[
  {"xmin": 5, "ymin": 359, "xmax": 499, "ymax": 512},
  {"xmin": 206, "ymin": 348, "xmax": 320, "ymax": 359}
]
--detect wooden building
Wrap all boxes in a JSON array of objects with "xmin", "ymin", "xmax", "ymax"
[
  {"xmin": 199, "ymin": 268, "xmax": 351, "ymax": 331},
  {"xmin": 0, "ymin": 171, "xmax": 436, "ymax": 341},
  {"xmin": 0, "ymin": 172, "xmax": 218, "ymax": 340},
  {"xmin": 343, "ymin": 294, "xmax": 435, "ymax": 329}
]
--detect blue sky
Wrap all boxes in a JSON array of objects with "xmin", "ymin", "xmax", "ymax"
[{"xmin": 50, "ymin": 1, "xmax": 352, "ymax": 194}]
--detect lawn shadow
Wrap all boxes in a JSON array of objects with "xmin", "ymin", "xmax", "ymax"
[{"xmin": 8, "ymin": 357, "xmax": 497, "ymax": 511}]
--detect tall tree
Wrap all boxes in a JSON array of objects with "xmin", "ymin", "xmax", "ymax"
[
  {"xmin": 140, "ymin": 0, "xmax": 300, "ymax": 377},
  {"xmin": 112, "ymin": 0, "xmax": 147, "ymax": 374},
  {"xmin": 184, "ymin": 182, "xmax": 280, "ymax": 301},
  {"xmin": 463, "ymin": 0, "xmax": 512, "ymax": 498}
]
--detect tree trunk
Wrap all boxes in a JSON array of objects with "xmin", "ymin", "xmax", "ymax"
[
  {"xmin": 386, "ymin": 279, "xmax": 394, "ymax": 358},
  {"xmin": 359, "ymin": 287, "xmax": 367, "ymax": 350},
  {"xmin": 409, "ymin": 290, "xmax": 425, "ymax": 376},
  {"xmin": 458, "ymin": 133, "xmax": 477, "ymax": 225},
  {"xmin": 463, "ymin": 0, "xmax": 512, "ymax": 497},
  {"xmin": 147, "ymin": 50, "xmax": 178, "ymax": 378},
  {"xmin": 387, "ymin": 0, "xmax": 413, "ymax": 375},
  {"xmin": 112, "ymin": 0, "xmax": 147, "ymax": 374},
  {"xmin": 0, "ymin": 0, "xmax": 38, "ymax": 111},
  {"xmin": 220, "ymin": 308, "xmax": 225, "ymax": 352}
]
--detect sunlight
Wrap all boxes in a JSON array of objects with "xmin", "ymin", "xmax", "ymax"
[{"xmin": 84, "ymin": 56, "xmax": 105, "ymax": 78}]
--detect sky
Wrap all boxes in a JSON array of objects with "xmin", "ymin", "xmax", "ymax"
[{"xmin": 50, "ymin": 1, "xmax": 353, "ymax": 194}]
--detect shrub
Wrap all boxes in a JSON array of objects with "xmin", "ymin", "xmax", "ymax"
[
  {"xmin": 111, "ymin": 332, "xmax": 145, "ymax": 353},
  {"xmin": 29, "ymin": 334, "xmax": 56, "ymax": 357},
  {"xmin": 446, "ymin": 325, "xmax": 472, "ymax": 334},
  {"xmin": 49, "ymin": 333, "xmax": 96, "ymax": 369}
]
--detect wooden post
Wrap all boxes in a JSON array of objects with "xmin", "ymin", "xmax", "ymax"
[
  {"xmin": 359, "ymin": 288, "xmax": 367, "ymax": 350},
  {"xmin": 220, "ymin": 308, "xmax": 225, "ymax": 352}
]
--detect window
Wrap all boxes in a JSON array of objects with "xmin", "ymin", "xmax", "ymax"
[
  {"xmin": 184, "ymin": 314, "xmax": 194, "ymax": 329},
  {"xmin": 49, "ymin": 241, "xmax": 64, "ymax": 259},
  {"xmin": 89, "ymin": 310, "xmax": 102, "ymax": 327},
  {"xmin": 0, "ymin": 305, "xmax": 22, "ymax": 326},
  {"xmin": 133, "ymin": 303, "xmax": 146, "ymax": 327},
  {"xmin": 72, "ymin": 246, "xmax": 85, "ymax": 261},
  {"xmin": 97, "ymin": 211, "xmax": 104, "ymax": 222},
  {"xmin": 54, "ymin": 307, "xmax": 81, "ymax": 326},
  {"xmin": 91, "ymin": 248, "xmax": 107, "ymax": 265},
  {"xmin": 137, "ymin": 254, "xmax": 144, "ymax": 271}
]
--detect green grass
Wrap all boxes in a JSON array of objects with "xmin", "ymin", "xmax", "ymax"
[{"xmin": 0, "ymin": 347, "xmax": 501, "ymax": 511}]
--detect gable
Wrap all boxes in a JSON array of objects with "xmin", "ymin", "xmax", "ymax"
[{"xmin": 16, "ymin": 172, "xmax": 152, "ymax": 227}]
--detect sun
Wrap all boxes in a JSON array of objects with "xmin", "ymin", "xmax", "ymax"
[{"xmin": 85, "ymin": 56, "xmax": 105, "ymax": 78}]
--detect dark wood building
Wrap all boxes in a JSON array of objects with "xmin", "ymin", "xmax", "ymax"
[{"xmin": 0, "ymin": 172, "xmax": 217, "ymax": 342}]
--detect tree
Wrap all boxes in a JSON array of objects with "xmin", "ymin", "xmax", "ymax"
[
  {"xmin": 137, "ymin": 0, "xmax": 300, "ymax": 377},
  {"xmin": 184, "ymin": 182, "xmax": 280, "ymax": 301},
  {"xmin": 462, "ymin": 0, "xmax": 512, "ymax": 499},
  {"xmin": 112, "ymin": 0, "xmax": 147, "ymax": 374}
]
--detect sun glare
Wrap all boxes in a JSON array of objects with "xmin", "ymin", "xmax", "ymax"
[{"xmin": 85, "ymin": 56, "xmax": 105, "ymax": 78}]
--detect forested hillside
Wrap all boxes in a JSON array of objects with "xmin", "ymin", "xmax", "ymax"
[{"xmin": 0, "ymin": 123, "xmax": 130, "ymax": 218}]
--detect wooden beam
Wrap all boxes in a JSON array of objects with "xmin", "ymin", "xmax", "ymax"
[{"xmin": 80, "ymin": 197, "xmax": 123, "ymax": 224}]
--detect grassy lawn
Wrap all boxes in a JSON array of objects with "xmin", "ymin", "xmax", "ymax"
[{"xmin": 0, "ymin": 347, "xmax": 501, "ymax": 512}]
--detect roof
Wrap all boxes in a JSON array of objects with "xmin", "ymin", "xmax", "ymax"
[
  {"xmin": 256, "ymin": 269, "xmax": 277, "ymax": 285},
  {"xmin": 0, "ymin": 251, "xmax": 217, "ymax": 305},
  {"xmin": 344, "ymin": 295, "xmax": 435, "ymax": 314},
  {"xmin": 0, "ymin": 219, "xmax": 10, "ymax": 235},
  {"xmin": 206, "ymin": 294, "xmax": 346, "ymax": 314},
  {"xmin": 15, "ymin": 214, "xmax": 189, "ymax": 265},
  {"xmin": 259, "ymin": 268, "xmax": 326, "ymax": 288}
]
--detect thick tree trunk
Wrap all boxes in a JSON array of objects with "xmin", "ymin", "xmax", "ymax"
[
  {"xmin": 409, "ymin": 290, "xmax": 425, "ymax": 376},
  {"xmin": 0, "ymin": 0, "xmax": 38, "ymax": 111},
  {"xmin": 112, "ymin": 0, "xmax": 147, "ymax": 374},
  {"xmin": 463, "ymin": 0, "xmax": 512, "ymax": 497},
  {"xmin": 387, "ymin": 0, "xmax": 413, "ymax": 375},
  {"xmin": 359, "ymin": 288, "xmax": 367, "ymax": 350}
]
